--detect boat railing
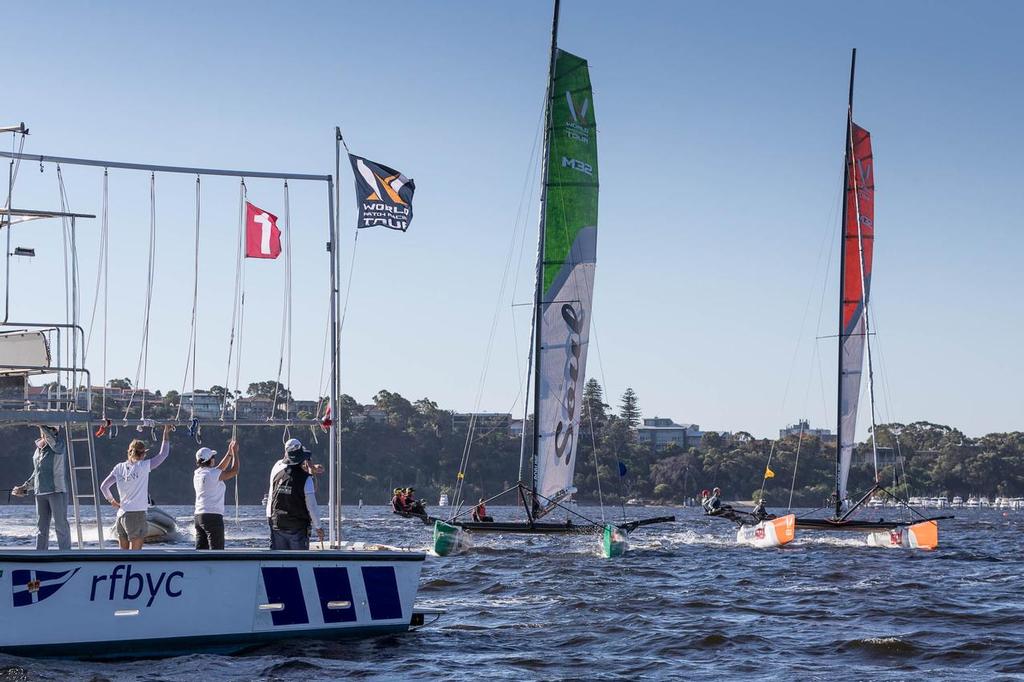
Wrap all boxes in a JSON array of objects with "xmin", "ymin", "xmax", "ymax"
[{"xmin": 0, "ymin": 322, "xmax": 93, "ymax": 423}]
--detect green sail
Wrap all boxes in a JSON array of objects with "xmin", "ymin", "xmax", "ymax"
[
  {"xmin": 534, "ymin": 49, "xmax": 599, "ymax": 504},
  {"xmin": 543, "ymin": 50, "xmax": 599, "ymax": 295}
]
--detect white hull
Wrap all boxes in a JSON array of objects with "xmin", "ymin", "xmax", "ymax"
[
  {"xmin": 865, "ymin": 521, "xmax": 938, "ymax": 550},
  {"xmin": 0, "ymin": 548, "xmax": 425, "ymax": 658},
  {"xmin": 735, "ymin": 515, "xmax": 796, "ymax": 548}
]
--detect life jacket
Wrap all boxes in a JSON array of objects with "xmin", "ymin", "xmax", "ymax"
[{"xmin": 269, "ymin": 463, "xmax": 311, "ymax": 531}]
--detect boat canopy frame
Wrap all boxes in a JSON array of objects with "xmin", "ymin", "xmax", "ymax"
[{"xmin": 0, "ymin": 147, "xmax": 346, "ymax": 547}]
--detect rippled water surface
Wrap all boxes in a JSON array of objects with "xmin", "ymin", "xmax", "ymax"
[{"xmin": 1, "ymin": 504, "xmax": 1023, "ymax": 680}]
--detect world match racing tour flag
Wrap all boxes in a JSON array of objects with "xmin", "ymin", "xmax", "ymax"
[{"xmin": 349, "ymin": 155, "xmax": 416, "ymax": 231}]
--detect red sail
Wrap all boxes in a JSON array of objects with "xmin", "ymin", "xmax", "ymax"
[
  {"xmin": 841, "ymin": 124, "xmax": 874, "ymax": 333},
  {"xmin": 837, "ymin": 122, "xmax": 874, "ymax": 501}
]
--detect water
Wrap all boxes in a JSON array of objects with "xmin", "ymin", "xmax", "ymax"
[{"xmin": 1, "ymin": 504, "xmax": 1023, "ymax": 680}]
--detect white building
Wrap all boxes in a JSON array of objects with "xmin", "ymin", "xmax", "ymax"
[
  {"xmin": 779, "ymin": 419, "xmax": 836, "ymax": 443},
  {"xmin": 636, "ymin": 418, "xmax": 703, "ymax": 451}
]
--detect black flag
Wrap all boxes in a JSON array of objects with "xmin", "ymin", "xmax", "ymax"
[{"xmin": 349, "ymin": 154, "xmax": 415, "ymax": 232}]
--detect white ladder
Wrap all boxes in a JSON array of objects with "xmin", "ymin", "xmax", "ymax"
[{"xmin": 64, "ymin": 421, "xmax": 104, "ymax": 548}]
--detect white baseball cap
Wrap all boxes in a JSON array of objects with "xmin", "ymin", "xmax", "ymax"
[
  {"xmin": 195, "ymin": 447, "xmax": 218, "ymax": 463},
  {"xmin": 285, "ymin": 438, "xmax": 303, "ymax": 452}
]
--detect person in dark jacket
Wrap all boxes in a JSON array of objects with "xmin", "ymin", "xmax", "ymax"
[
  {"xmin": 266, "ymin": 438, "xmax": 323, "ymax": 550},
  {"xmin": 12, "ymin": 426, "xmax": 70, "ymax": 550}
]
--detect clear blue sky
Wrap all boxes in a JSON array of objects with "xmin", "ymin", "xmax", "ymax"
[{"xmin": 5, "ymin": 1, "xmax": 1022, "ymax": 438}]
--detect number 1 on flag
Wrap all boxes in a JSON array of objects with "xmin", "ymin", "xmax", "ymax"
[{"xmin": 245, "ymin": 201, "xmax": 282, "ymax": 259}]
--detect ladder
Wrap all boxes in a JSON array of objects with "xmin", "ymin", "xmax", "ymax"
[{"xmin": 64, "ymin": 421, "xmax": 104, "ymax": 548}]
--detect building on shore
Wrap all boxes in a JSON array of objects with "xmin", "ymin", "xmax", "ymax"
[
  {"xmin": 636, "ymin": 418, "xmax": 704, "ymax": 452},
  {"xmin": 779, "ymin": 419, "xmax": 836, "ymax": 444}
]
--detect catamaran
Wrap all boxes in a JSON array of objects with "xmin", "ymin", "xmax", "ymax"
[
  {"xmin": 722, "ymin": 50, "xmax": 950, "ymax": 549},
  {"xmin": 431, "ymin": 1, "xmax": 673, "ymax": 558},
  {"xmin": 0, "ymin": 123, "xmax": 438, "ymax": 657}
]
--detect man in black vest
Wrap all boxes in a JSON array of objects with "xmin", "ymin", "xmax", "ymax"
[{"xmin": 266, "ymin": 438, "xmax": 323, "ymax": 550}]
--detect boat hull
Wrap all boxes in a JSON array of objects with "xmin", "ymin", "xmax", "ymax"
[
  {"xmin": 865, "ymin": 520, "xmax": 938, "ymax": 549},
  {"xmin": 432, "ymin": 521, "xmax": 467, "ymax": 556},
  {"xmin": 0, "ymin": 549, "xmax": 425, "ymax": 659},
  {"xmin": 601, "ymin": 525, "xmax": 628, "ymax": 558},
  {"xmin": 735, "ymin": 514, "xmax": 796, "ymax": 548}
]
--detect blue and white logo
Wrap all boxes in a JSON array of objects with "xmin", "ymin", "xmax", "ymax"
[{"xmin": 12, "ymin": 568, "xmax": 80, "ymax": 607}]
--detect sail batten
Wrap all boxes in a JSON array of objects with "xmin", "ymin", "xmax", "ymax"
[
  {"xmin": 532, "ymin": 49, "xmax": 599, "ymax": 508},
  {"xmin": 836, "ymin": 122, "xmax": 874, "ymax": 503}
]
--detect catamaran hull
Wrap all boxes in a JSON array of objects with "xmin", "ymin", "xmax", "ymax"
[
  {"xmin": 735, "ymin": 514, "xmax": 796, "ymax": 548},
  {"xmin": 865, "ymin": 520, "xmax": 938, "ymax": 549},
  {"xmin": 432, "ymin": 521, "xmax": 469, "ymax": 557},
  {"xmin": 601, "ymin": 525, "xmax": 628, "ymax": 558},
  {"xmin": 0, "ymin": 549, "xmax": 424, "ymax": 659}
]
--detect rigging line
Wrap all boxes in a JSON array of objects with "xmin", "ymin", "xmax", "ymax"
[
  {"xmin": 125, "ymin": 173, "xmax": 158, "ymax": 420},
  {"xmin": 787, "ymin": 423, "xmax": 805, "ymax": 511},
  {"xmin": 55, "ymin": 166, "xmax": 70, "ymax": 400},
  {"xmin": 56, "ymin": 167, "xmax": 82, "ymax": 403},
  {"xmin": 271, "ymin": 181, "xmax": 294, "ymax": 423},
  {"xmin": 509, "ymin": 92, "xmax": 547, "ymax": 394},
  {"xmin": 99, "ymin": 171, "xmax": 109, "ymax": 418},
  {"xmin": 457, "ymin": 93, "xmax": 547, "ymax": 506},
  {"xmin": 221, "ymin": 180, "xmax": 246, "ymax": 420},
  {"xmin": 176, "ymin": 176, "xmax": 202, "ymax": 422}
]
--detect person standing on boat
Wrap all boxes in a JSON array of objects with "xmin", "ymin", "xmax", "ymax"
[
  {"xmin": 193, "ymin": 440, "xmax": 240, "ymax": 550},
  {"xmin": 11, "ymin": 425, "xmax": 71, "ymax": 551},
  {"xmin": 266, "ymin": 438, "xmax": 323, "ymax": 550},
  {"xmin": 100, "ymin": 425, "xmax": 173, "ymax": 550}
]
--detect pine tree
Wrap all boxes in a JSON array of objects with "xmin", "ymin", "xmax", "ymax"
[
  {"xmin": 619, "ymin": 387, "xmax": 641, "ymax": 428},
  {"xmin": 582, "ymin": 378, "xmax": 609, "ymax": 432}
]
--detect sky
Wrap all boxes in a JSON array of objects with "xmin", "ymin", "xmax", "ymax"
[{"xmin": 4, "ymin": 1, "xmax": 1022, "ymax": 439}]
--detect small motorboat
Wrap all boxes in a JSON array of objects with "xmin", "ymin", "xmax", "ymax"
[{"xmin": 108, "ymin": 506, "xmax": 178, "ymax": 544}]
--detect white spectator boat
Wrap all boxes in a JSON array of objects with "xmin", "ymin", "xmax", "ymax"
[{"xmin": 0, "ymin": 127, "xmax": 435, "ymax": 658}]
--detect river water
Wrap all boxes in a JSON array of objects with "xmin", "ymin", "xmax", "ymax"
[{"xmin": 0, "ymin": 503, "xmax": 1022, "ymax": 680}]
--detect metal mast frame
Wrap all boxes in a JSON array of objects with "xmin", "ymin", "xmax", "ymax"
[{"xmin": 0, "ymin": 148, "xmax": 344, "ymax": 547}]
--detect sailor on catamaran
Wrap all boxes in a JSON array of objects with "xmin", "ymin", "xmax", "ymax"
[
  {"xmin": 751, "ymin": 497, "xmax": 775, "ymax": 522},
  {"xmin": 702, "ymin": 487, "xmax": 742, "ymax": 522},
  {"xmin": 391, "ymin": 488, "xmax": 406, "ymax": 513},
  {"xmin": 405, "ymin": 488, "xmax": 426, "ymax": 516},
  {"xmin": 472, "ymin": 498, "xmax": 493, "ymax": 523}
]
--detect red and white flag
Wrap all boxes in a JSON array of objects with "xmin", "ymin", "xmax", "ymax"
[{"xmin": 245, "ymin": 201, "xmax": 282, "ymax": 259}]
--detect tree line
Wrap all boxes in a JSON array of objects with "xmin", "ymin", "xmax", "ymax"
[{"xmin": 1, "ymin": 379, "xmax": 1020, "ymax": 507}]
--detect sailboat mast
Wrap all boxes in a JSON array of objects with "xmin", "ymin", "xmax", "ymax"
[
  {"xmin": 834, "ymin": 48, "xmax": 856, "ymax": 519},
  {"xmin": 530, "ymin": 0, "xmax": 561, "ymax": 515}
]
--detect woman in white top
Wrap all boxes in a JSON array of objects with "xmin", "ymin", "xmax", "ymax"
[
  {"xmin": 193, "ymin": 440, "xmax": 240, "ymax": 550},
  {"xmin": 100, "ymin": 425, "xmax": 173, "ymax": 550}
]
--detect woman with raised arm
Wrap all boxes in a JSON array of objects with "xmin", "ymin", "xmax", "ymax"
[
  {"xmin": 100, "ymin": 425, "xmax": 173, "ymax": 550},
  {"xmin": 193, "ymin": 440, "xmax": 240, "ymax": 550}
]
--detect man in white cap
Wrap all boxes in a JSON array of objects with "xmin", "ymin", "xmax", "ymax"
[
  {"xmin": 12, "ymin": 425, "xmax": 70, "ymax": 550},
  {"xmin": 266, "ymin": 438, "xmax": 324, "ymax": 550},
  {"xmin": 193, "ymin": 440, "xmax": 240, "ymax": 550}
]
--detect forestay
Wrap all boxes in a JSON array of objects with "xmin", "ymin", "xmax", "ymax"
[
  {"xmin": 534, "ymin": 50, "xmax": 599, "ymax": 504},
  {"xmin": 837, "ymin": 123, "xmax": 874, "ymax": 501}
]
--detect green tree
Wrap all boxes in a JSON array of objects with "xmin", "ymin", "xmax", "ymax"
[
  {"xmin": 619, "ymin": 387, "xmax": 641, "ymax": 429},
  {"xmin": 581, "ymin": 378, "xmax": 609, "ymax": 433},
  {"xmin": 247, "ymin": 380, "xmax": 290, "ymax": 401}
]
